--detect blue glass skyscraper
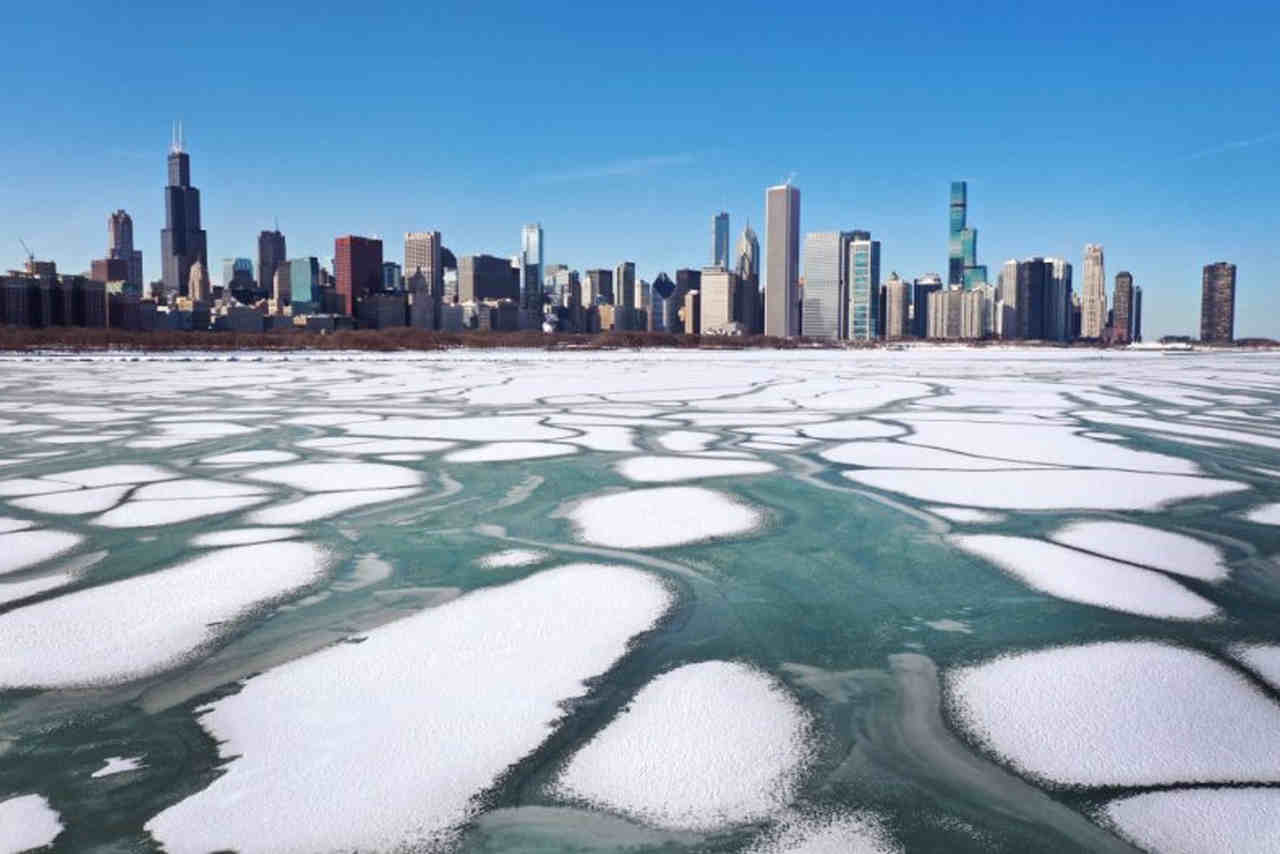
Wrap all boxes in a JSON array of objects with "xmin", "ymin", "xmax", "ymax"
[{"xmin": 949, "ymin": 181, "xmax": 987, "ymax": 288}]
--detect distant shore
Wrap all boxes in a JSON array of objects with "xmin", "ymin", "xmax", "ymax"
[{"xmin": 0, "ymin": 327, "xmax": 1274, "ymax": 354}]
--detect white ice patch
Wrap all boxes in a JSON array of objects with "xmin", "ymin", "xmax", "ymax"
[
  {"xmin": 1049, "ymin": 520, "xmax": 1229, "ymax": 582},
  {"xmin": 155, "ymin": 421, "xmax": 257, "ymax": 439},
  {"xmin": 822, "ymin": 441, "xmax": 1041, "ymax": 470},
  {"xmin": 91, "ymin": 756, "xmax": 145, "ymax": 778},
  {"xmin": 344, "ymin": 415, "xmax": 575, "ymax": 442},
  {"xmin": 200, "ymin": 450, "xmax": 299, "ymax": 465},
  {"xmin": 950, "ymin": 534, "xmax": 1217, "ymax": 620},
  {"xmin": 130, "ymin": 479, "xmax": 269, "ymax": 500},
  {"xmin": 0, "ymin": 478, "xmax": 80, "ymax": 497},
  {"xmin": 0, "ymin": 517, "xmax": 33, "ymax": 533},
  {"xmin": 145, "ymin": 563, "xmax": 672, "ymax": 853},
  {"xmin": 1245, "ymin": 503, "xmax": 1280, "ymax": 525},
  {"xmin": 92, "ymin": 496, "xmax": 270, "ymax": 528},
  {"xmin": 656, "ymin": 430, "xmax": 719, "ymax": 452},
  {"xmin": 616, "ymin": 455, "xmax": 777, "ymax": 483},
  {"xmin": 947, "ymin": 641, "xmax": 1280, "ymax": 786},
  {"xmin": 10, "ymin": 485, "xmax": 132, "ymax": 515},
  {"xmin": 562, "ymin": 425, "xmax": 638, "ymax": 453},
  {"xmin": 444, "ymin": 442, "xmax": 577, "ymax": 463},
  {"xmin": 295, "ymin": 437, "xmax": 454, "ymax": 455},
  {"xmin": 1104, "ymin": 788, "xmax": 1280, "ymax": 854},
  {"xmin": 0, "ymin": 573, "xmax": 77, "ymax": 606},
  {"xmin": 246, "ymin": 487, "xmax": 420, "ymax": 525},
  {"xmin": 569, "ymin": 487, "xmax": 764, "ymax": 549},
  {"xmin": 746, "ymin": 812, "xmax": 902, "ymax": 854},
  {"xmin": 0, "ymin": 541, "xmax": 332, "ymax": 689},
  {"xmin": 926, "ymin": 507, "xmax": 1006, "ymax": 524},
  {"xmin": 800, "ymin": 419, "xmax": 905, "ymax": 440},
  {"xmin": 846, "ymin": 468, "xmax": 1247, "ymax": 511},
  {"xmin": 0, "ymin": 793, "xmax": 62, "ymax": 852},
  {"xmin": 924, "ymin": 619, "xmax": 972, "ymax": 634},
  {"xmin": 556, "ymin": 661, "xmax": 812, "ymax": 830},
  {"xmin": 245, "ymin": 461, "xmax": 422, "ymax": 492},
  {"xmin": 0, "ymin": 530, "xmax": 83, "ymax": 576},
  {"xmin": 1232, "ymin": 645, "xmax": 1280, "ymax": 692},
  {"xmin": 478, "ymin": 548, "xmax": 550, "ymax": 568},
  {"xmin": 190, "ymin": 528, "xmax": 303, "ymax": 547},
  {"xmin": 42, "ymin": 464, "xmax": 175, "ymax": 488}
]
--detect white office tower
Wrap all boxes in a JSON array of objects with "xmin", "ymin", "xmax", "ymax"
[
  {"xmin": 765, "ymin": 183, "xmax": 800, "ymax": 337},
  {"xmin": 1081, "ymin": 244, "xmax": 1106, "ymax": 338},
  {"xmin": 801, "ymin": 232, "xmax": 851, "ymax": 340},
  {"xmin": 884, "ymin": 274, "xmax": 911, "ymax": 339}
]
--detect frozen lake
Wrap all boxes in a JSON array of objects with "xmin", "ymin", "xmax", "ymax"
[{"xmin": 1, "ymin": 347, "xmax": 1278, "ymax": 853}]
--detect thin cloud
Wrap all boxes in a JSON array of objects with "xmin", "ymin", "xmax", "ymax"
[
  {"xmin": 530, "ymin": 153, "xmax": 696, "ymax": 184},
  {"xmin": 1180, "ymin": 130, "xmax": 1280, "ymax": 161}
]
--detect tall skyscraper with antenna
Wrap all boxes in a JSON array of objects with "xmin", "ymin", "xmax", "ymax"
[{"xmin": 160, "ymin": 122, "xmax": 208, "ymax": 296}]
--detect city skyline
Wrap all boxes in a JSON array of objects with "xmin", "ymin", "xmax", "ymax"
[{"xmin": 2, "ymin": 1, "xmax": 1277, "ymax": 339}]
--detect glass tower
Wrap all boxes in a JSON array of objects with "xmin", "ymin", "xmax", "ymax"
[
  {"xmin": 713, "ymin": 212, "xmax": 730, "ymax": 268},
  {"xmin": 847, "ymin": 232, "xmax": 881, "ymax": 340},
  {"xmin": 520, "ymin": 224, "xmax": 543, "ymax": 311},
  {"xmin": 801, "ymin": 231, "xmax": 851, "ymax": 340}
]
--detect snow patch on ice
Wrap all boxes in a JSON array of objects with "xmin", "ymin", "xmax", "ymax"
[
  {"xmin": 246, "ymin": 487, "xmax": 420, "ymax": 524},
  {"xmin": 616, "ymin": 455, "xmax": 777, "ymax": 483},
  {"xmin": 245, "ymin": 461, "xmax": 422, "ymax": 492},
  {"xmin": 190, "ymin": 527, "xmax": 303, "ymax": 547},
  {"xmin": 0, "ymin": 517, "xmax": 33, "ymax": 533},
  {"xmin": 10, "ymin": 485, "xmax": 132, "ymax": 515},
  {"xmin": 92, "ymin": 495, "xmax": 270, "ymax": 528},
  {"xmin": 746, "ymin": 812, "xmax": 902, "ymax": 854},
  {"xmin": 822, "ymin": 441, "xmax": 1041, "ymax": 470},
  {"xmin": 0, "ymin": 793, "xmax": 62, "ymax": 853},
  {"xmin": 145, "ymin": 563, "xmax": 672, "ymax": 853},
  {"xmin": 1050, "ymin": 520, "xmax": 1229, "ymax": 582},
  {"xmin": 950, "ymin": 534, "xmax": 1217, "ymax": 620},
  {"xmin": 569, "ymin": 486, "xmax": 764, "ymax": 549},
  {"xmin": 1104, "ymin": 788, "xmax": 1280, "ymax": 854},
  {"xmin": 42, "ymin": 464, "xmax": 175, "ymax": 488},
  {"xmin": 0, "ymin": 541, "xmax": 332, "ymax": 688},
  {"xmin": 0, "ymin": 530, "xmax": 83, "ymax": 576},
  {"xmin": 444, "ymin": 442, "xmax": 577, "ymax": 463},
  {"xmin": 947, "ymin": 641, "xmax": 1280, "ymax": 786},
  {"xmin": 556, "ymin": 661, "xmax": 812, "ymax": 830},
  {"xmin": 91, "ymin": 756, "xmax": 144, "ymax": 778},
  {"xmin": 478, "ymin": 548, "xmax": 549, "ymax": 569},
  {"xmin": 924, "ymin": 619, "xmax": 972, "ymax": 634},
  {"xmin": 1232, "ymin": 645, "xmax": 1280, "ymax": 692},
  {"xmin": 1245, "ymin": 503, "xmax": 1280, "ymax": 526},
  {"xmin": 200, "ymin": 450, "xmax": 299, "ymax": 465},
  {"xmin": 656, "ymin": 430, "xmax": 719, "ymax": 452},
  {"xmin": 926, "ymin": 507, "xmax": 1006, "ymax": 524}
]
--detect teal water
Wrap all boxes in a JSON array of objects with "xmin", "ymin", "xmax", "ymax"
[{"xmin": 0, "ymin": 350, "xmax": 1278, "ymax": 853}]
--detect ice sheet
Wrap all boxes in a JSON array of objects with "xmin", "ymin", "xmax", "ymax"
[
  {"xmin": 616, "ymin": 456, "xmax": 777, "ymax": 482},
  {"xmin": 145, "ymin": 563, "xmax": 672, "ymax": 853},
  {"xmin": 245, "ymin": 461, "xmax": 423, "ymax": 492},
  {"xmin": 0, "ymin": 529, "xmax": 83, "ymax": 576},
  {"xmin": 0, "ymin": 517, "xmax": 33, "ymax": 533},
  {"xmin": 656, "ymin": 430, "xmax": 719, "ymax": 452},
  {"xmin": 556, "ymin": 661, "xmax": 812, "ymax": 830},
  {"xmin": 1232, "ymin": 645, "xmax": 1280, "ymax": 692},
  {"xmin": 9, "ymin": 485, "xmax": 132, "ymax": 515},
  {"xmin": 42, "ymin": 464, "xmax": 176, "ymax": 488},
  {"xmin": 190, "ymin": 527, "xmax": 304, "ymax": 547},
  {"xmin": 568, "ymin": 486, "xmax": 764, "ymax": 549},
  {"xmin": 926, "ymin": 507, "xmax": 1006, "ymax": 524},
  {"xmin": 950, "ymin": 535, "xmax": 1217, "ymax": 620},
  {"xmin": 345, "ymin": 415, "xmax": 575, "ymax": 442},
  {"xmin": 947, "ymin": 641, "xmax": 1280, "ymax": 785},
  {"xmin": 92, "ymin": 495, "xmax": 270, "ymax": 528},
  {"xmin": 200, "ymin": 450, "xmax": 299, "ymax": 465},
  {"xmin": 1049, "ymin": 520, "xmax": 1229, "ymax": 582},
  {"xmin": 246, "ymin": 487, "xmax": 420, "ymax": 524},
  {"xmin": 1104, "ymin": 788, "xmax": 1280, "ymax": 854},
  {"xmin": 846, "ymin": 468, "xmax": 1247, "ymax": 510},
  {"xmin": 1245, "ymin": 503, "xmax": 1280, "ymax": 525},
  {"xmin": 822, "ymin": 441, "xmax": 1042, "ymax": 470},
  {"xmin": 478, "ymin": 548, "xmax": 550, "ymax": 568},
  {"xmin": 0, "ymin": 793, "xmax": 62, "ymax": 853},
  {"xmin": 0, "ymin": 541, "xmax": 332, "ymax": 688},
  {"xmin": 444, "ymin": 442, "xmax": 577, "ymax": 463},
  {"xmin": 746, "ymin": 812, "xmax": 901, "ymax": 854}
]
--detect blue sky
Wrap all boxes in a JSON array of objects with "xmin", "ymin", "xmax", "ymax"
[{"xmin": 2, "ymin": 0, "xmax": 1277, "ymax": 338}]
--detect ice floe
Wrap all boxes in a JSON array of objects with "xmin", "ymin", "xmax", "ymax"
[
  {"xmin": 926, "ymin": 507, "xmax": 1006, "ymax": 524},
  {"xmin": 1232, "ymin": 645, "xmax": 1280, "ymax": 691},
  {"xmin": 478, "ymin": 548, "xmax": 550, "ymax": 568},
  {"xmin": 822, "ymin": 441, "xmax": 1040, "ymax": 470},
  {"xmin": 0, "ymin": 793, "xmax": 62, "ymax": 853},
  {"xmin": 92, "ymin": 495, "xmax": 270, "ymax": 528},
  {"xmin": 190, "ymin": 527, "xmax": 303, "ymax": 547},
  {"xmin": 42, "ymin": 464, "xmax": 175, "ymax": 488},
  {"xmin": 1104, "ymin": 788, "xmax": 1280, "ymax": 854},
  {"xmin": 145, "ymin": 563, "xmax": 672, "ymax": 853},
  {"xmin": 246, "ymin": 487, "xmax": 420, "ymax": 525},
  {"xmin": 0, "ymin": 541, "xmax": 332, "ymax": 688},
  {"xmin": 295, "ymin": 437, "xmax": 454, "ymax": 455},
  {"xmin": 924, "ymin": 619, "xmax": 972, "ymax": 633},
  {"xmin": 199, "ymin": 450, "xmax": 299, "ymax": 465},
  {"xmin": 800, "ymin": 419, "xmax": 905, "ymax": 440},
  {"xmin": 555, "ymin": 661, "xmax": 812, "ymax": 830},
  {"xmin": 130, "ymin": 479, "xmax": 269, "ymax": 500},
  {"xmin": 245, "ymin": 461, "xmax": 422, "ymax": 491},
  {"xmin": 444, "ymin": 442, "xmax": 577, "ymax": 463},
  {"xmin": 10, "ymin": 485, "xmax": 132, "ymax": 515},
  {"xmin": 947, "ymin": 641, "xmax": 1280, "ymax": 786},
  {"xmin": 91, "ymin": 756, "xmax": 144, "ymax": 778},
  {"xmin": 747, "ymin": 812, "xmax": 902, "ymax": 854},
  {"xmin": 0, "ymin": 516, "xmax": 33, "ymax": 533},
  {"xmin": 568, "ymin": 486, "xmax": 764, "ymax": 549},
  {"xmin": 0, "ymin": 572, "xmax": 77, "ymax": 606},
  {"xmin": 656, "ymin": 430, "xmax": 718, "ymax": 452},
  {"xmin": 1244, "ymin": 503, "xmax": 1280, "ymax": 525},
  {"xmin": 345, "ymin": 414, "xmax": 575, "ymax": 442},
  {"xmin": 1049, "ymin": 520, "xmax": 1229, "ymax": 582},
  {"xmin": 0, "ymin": 530, "xmax": 83, "ymax": 576},
  {"xmin": 616, "ymin": 455, "xmax": 777, "ymax": 483},
  {"xmin": 950, "ymin": 534, "xmax": 1217, "ymax": 620},
  {"xmin": 846, "ymin": 469, "xmax": 1247, "ymax": 511}
]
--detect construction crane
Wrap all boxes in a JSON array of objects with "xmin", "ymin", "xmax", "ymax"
[{"xmin": 18, "ymin": 238, "xmax": 34, "ymax": 268}]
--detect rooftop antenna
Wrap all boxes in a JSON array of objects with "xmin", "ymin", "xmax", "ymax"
[
  {"xmin": 170, "ymin": 119, "xmax": 186, "ymax": 154},
  {"xmin": 784, "ymin": 171, "xmax": 797, "ymax": 186}
]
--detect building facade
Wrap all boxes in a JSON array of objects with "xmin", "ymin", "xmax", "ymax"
[
  {"xmin": 847, "ymin": 232, "xmax": 880, "ymax": 341},
  {"xmin": 700, "ymin": 266, "xmax": 739, "ymax": 332},
  {"xmin": 884, "ymin": 275, "xmax": 910, "ymax": 339},
  {"xmin": 765, "ymin": 183, "xmax": 800, "ymax": 337},
  {"xmin": 160, "ymin": 127, "xmax": 208, "ymax": 296},
  {"xmin": 912, "ymin": 274, "xmax": 942, "ymax": 338},
  {"xmin": 460, "ymin": 254, "xmax": 520, "ymax": 303},
  {"xmin": 108, "ymin": 210, "xmax": 143, "ymax": 288},
  {"xmin": 258, "ymin": 229, "xmax": 287, "ymax": 305},
  {"xmin": 1112, "ymin": 271, "xmax": 1134, "ymax": 342},
  {"xmin": 1200, "ymin": 262, "xmax": 1236, "ymax": 342},
  {"xmin": 713, "ymin": 212, "xmax": 730, "ymax": 268},
  {"xmin": 1081, "ymin": 244, "xmax": 1107, "ymax": 338},
  {"xmin": 520, "ymin": 224, "xmax": 543, "ymax": 313},
  {"xmin": 801, "ymin": 231, "xmax": 850, "ymax": 340},
  {"xmin": 335, "ymin": 235, "xmax": 383, "ymax": 316},
  {"xmin": 404, "ymin": 231, "xmax": 443, "ymax": 300},
  {"xmin": 288, "ymin": 257, "xmax": 320, "ymax": 308}
]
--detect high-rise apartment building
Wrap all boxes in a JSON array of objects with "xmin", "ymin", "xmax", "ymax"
[
  {"xmin": 615, "ymin": 261, "xmax": 636, "ymax": 311},
  {"xmin": 272, "ymin": 265, "xmax": 291, "ymax": 307},
  {"xmin": 847, "ymin": 232, "xmax": 880, "ymax": 341},
  {"xmin": 108, "ymin": 210, "xmax": 143, "ymax": 288},
  {"xmin": 334, "ymin": 235, "xmax": 383, "ymax": 315},
  {"xmin": 734, "ymin": 223, "xmax": 761, "ymax": 334},
  {"xmin": 459, "ymin": 254, "xmax": 519, "ymax": 303},
  {"xmin": 801, "ymin": 231, "xmax": 851, "ymax": 340},
  {"xmin": 258, "ymin": 228, "xmax": 287, "ymax": 303},
  {"xmin": 884, "ymin": 275, "xmax": 910, "ymax": 339},
  {"xmin": 1200, "ymin": 262, "xmax": 1236, "ymax": 342},
  {"xmin": 1112, "ymin": 272, "xmax": 1135, "ymax": 342},
  {"xmin": 1015, "ymin": 257, "xmax": 1050, "ymax": 340},
  {"xmin": 188, "ymin": 260, "xmax": 210, "ymax": 303},
  {"xmin": 160, "ymin": 124, "xmax": 207, "ymax": 296},
  {"xmin": 1081, "ymin": 244, "xmax": 1107, "ymax": 338},
  {"xmin": 713, "ymin": 212, "xmax": 730, "ymax": 268},
  {"xmin": 1044, "ymin": 258, "xmax": 1073, "ymax": 341},
  {"xmin": 948, "ymin": 181, "xmax": 987, "ymax": 289},
  {"xmin": 288, "ymin": 257, "xmax": 320, "ymax": 308},
  {"xmin": 584, "ymin": 269, "xmax": 613, "ymax": 306},
  {"xmin": 404, "ymin": 231, "xmax": 443, "ymax": 299},
  {"xmin": 700, "ymin": 266, "xmax": 739, "ymax": 332},
  {"xmin": 1133, "ymin": 286, "xmax": 1143, "ymax": 342},
  {"xmin": 765, "ymin": 183, "xmax": 800, "ymax": 337},
  {"xmin": 651, "ymin": 273, "xmax": 677, "ymax": 332},
  {"xmin": 912, "ymin": 274, "xmax": 943, "ymax": 338},
  {"xmin": 520, "ymin": 224, "xmax": 543, "ymax": 313}
]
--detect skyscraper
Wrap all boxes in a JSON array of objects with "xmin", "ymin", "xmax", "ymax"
[
  {"xmin": 1015, "ymin": 257, "xmax": 1051, "ymax": 340},
  {"xmin": 188, "ymin": 260, "xmax": 210, "ymax": 303},
  {"xmin": 334, "ymin": 235, "xmax": 383, "ymax": 315},
  {"xmin": 1113, "ymin": 272, "xmax": 1135, "ymax": 342},
  {"xmin": 1133, "ymin": 286, "xmax": 1143, "ymax": 342},
  {"xmin": 713, "ymin": 212, "xmax": 730, "ymax": 268},
  {"xmin": 1200, "ymin": 262, "xmax": 1236, "ymax": 342},
  {"xmin": 651, "ymin": 272, "xmax": 677, "ymax": 332},
  {"xmin": 258, "ymin": 228, "xmax": 287, "ymax": 303},
  {"xmin": 765, "ymin": 183, "xmax": 800, "ymax": 337},
  {"xmin": 520, "ymin": 224, "xmax": 543, "ymax": 313},
  {"xmin": 700, "ymin": 266, "xmax": 739, "ymax": 332},
  {"xmin": 615, "ymin": 261, "xmax": 636, "ymax": 311},
  {"xmin": 912, "ymin": 274, "xmax": 943, "ymax": 339},
  {"xmin": 1045, "ymin": 258, "xmax": 1073, "ymax": 341},
  {"xmin": 405, "ymin": 231, "xmax": 443, "ymax": 298},
  {"xmin": 947, "ymin": 182, "xmax": 987, "ymax": 289},
  {"xmin": 801, "ymin": 231, "xmax": 851, "ymax": 340},
  {"xmin": 847, "ymin": 232, "xmax": 880, "ymax": 341},
  {"xmin": 160, "ymin": 123, "xmax": 207, "ymax": 296},
  {"xmin": 884, "ymin": 274, "xmax": 910, "ymax": 339},
  {"xmin": 108, "ymin": 210, "xmax": 143, "ymax": 289},
  {"xmin": 1081, "ymin": 244, "xmax": 1107, "ymax": 338},
  {"xmin": 734, "ymin": 223, "xmax": 760, "ymax": 334},
  {"xmin": 288, "ymin": 257, "xmax": 320, "ymax": 308},
  {"xmin": 584, "ymin": 269, "xmax": 613, "ymax": 306}
]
